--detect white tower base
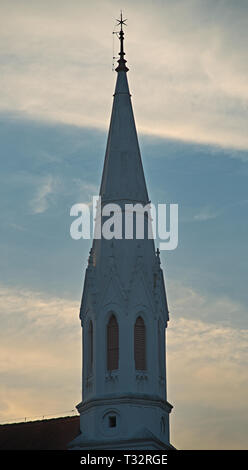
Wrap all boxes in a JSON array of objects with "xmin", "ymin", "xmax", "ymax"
[{"xmin": 68, "ymin": 395, "xmax": 174, "ymax": 450}]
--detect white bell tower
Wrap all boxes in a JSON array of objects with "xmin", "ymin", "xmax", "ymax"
[{"xmin": 69, "ymin": 14, "xmax": 174, "ymax": 450}]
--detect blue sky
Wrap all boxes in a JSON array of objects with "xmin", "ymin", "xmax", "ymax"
[
  {"xmin": 0, "ymin": 0, "xmax": 247, "ymax": 450},
  {"xmin": 1, "ymin": 115, "xmax": 248, "ymax": 319}
]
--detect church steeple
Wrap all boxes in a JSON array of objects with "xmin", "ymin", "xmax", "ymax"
[
  {"xmin": 68, "ymin": 15, "xmax": 174, "ymax": 451},
  {"xmin": 100, "ymin": 15, "xmax": 148, "ymax": 205}
]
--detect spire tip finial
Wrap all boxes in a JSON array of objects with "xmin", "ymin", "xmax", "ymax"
[
  {"xmin": 116, "ymin": 10, "xmax": 127, "ymax": 31},
  {"xmin": 115, "ymin": 12, "xmax": 129, "ymax": 73}
]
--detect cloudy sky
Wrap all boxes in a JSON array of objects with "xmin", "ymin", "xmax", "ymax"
[{"xmin": 0, "ymin": 0, "xmax": 247, "ymax": 450}]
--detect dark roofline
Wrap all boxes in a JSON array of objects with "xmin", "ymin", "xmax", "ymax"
[
  {"xmin": 0, "ymin": 415, "xmax": 80, "ymax": 450},
  {"xmin": 0, "ymin": 414, "xmax": 79, "ymax": 428}
]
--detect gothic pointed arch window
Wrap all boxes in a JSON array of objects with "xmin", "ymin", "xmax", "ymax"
[
  {"xmin": 134, "ymin": 316, "xmax": 146, "ymax": 370},
  {"xmin": 107, "ymin": 314, "xmax": 119, "ymax": 371},
  {"xmin": 88, "ymin": 320, "xmax": 93, "ymax": 375}
]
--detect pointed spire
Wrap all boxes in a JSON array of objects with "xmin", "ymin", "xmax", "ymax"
[
  {"xmin": 115, "ymin": 11, "xmax": 129, "ymax": 72},
  {"xmin": 99, "ymin": 12, "xmax": 149, "ymax": 204}
]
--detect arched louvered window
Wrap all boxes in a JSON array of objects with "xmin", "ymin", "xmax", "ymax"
[
  {"xmin": 134, "ymin": 316, "xmax": 146, "ymax": 370},
  {"xmin": 88, "ymin": 320, "xmax": 93, "ymax": 375},
  {"xmin": 107, "ymin": 314, "xmax": 119, "ymax": 371}
]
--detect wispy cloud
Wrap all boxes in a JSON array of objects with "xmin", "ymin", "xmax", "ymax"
[
  {"xmin": 167, "ymin": 280, "xmax": 248, "ymax": 328},
  {"xmin": 0, "ymin": 284, "xmax": 81, "ymax": 423},
  {"xmin": 166, "ymin": 281, "xmax": 248, "ymax": 449},
  {"xmin": 167, "ymin": 315, "xmax": 248, "ymax": 449},
  {"xmin": 0, "ymin": 0, "xmax": 247, "ymax": 150},
  {"xmin": 0, "ymin": 282, "xmax": 247, "ymax": 449},
  {"xmin": 29, "ymin": 175, "xmax": 56, "ymax": 214},
  {"xmin": 193, "ymin": 207, "xmax": 219, "ymax": 221}
]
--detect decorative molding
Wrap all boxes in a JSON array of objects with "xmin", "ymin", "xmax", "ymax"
[
  {"xmin": 76, "ymin": 394, "xmax": 173, "ymax": 415},
  {"xmin": 68, "ymin": 430, "xmax": 176, "ymax": 451},
  {"xmin": 136, "ymin": 372, "xmax": 148, "ymax": 383},
  {"xmin": 105, "ymin": 371, "xmax": 119, "ymax": 383}
]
